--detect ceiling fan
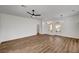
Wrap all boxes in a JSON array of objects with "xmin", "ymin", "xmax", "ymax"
[{"xmin": 27, "ymin": 10, "xmax": 41, "ymax": 17}]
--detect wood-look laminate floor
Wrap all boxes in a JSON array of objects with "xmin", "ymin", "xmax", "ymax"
[{"xmin": 0, "ymin": 34, "xmax": 79, "ymax": 53}]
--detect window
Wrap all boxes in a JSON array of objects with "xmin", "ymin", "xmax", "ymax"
[
  {"xmin": 47, "ymin": 21, "xmax": 53, "ymax": 32},
  {"xmin": 55, "ymin": 22, "xmax": 62, "ymax": 32},
  {"xmin": 49, "ymin": 23, "xmax": 53, "ymax": 32}
]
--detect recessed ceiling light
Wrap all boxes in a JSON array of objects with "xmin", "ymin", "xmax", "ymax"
[
  {"xmin": 60, "ymin": 14, "xmax": 63, "ymax": 17},
  {"xmin": 21, "ymin": 5, "xmax": 27, "ymax": 8},
  {"xmin": 72, "ymin": 10, "xmax": 75, "ymax": 12}
]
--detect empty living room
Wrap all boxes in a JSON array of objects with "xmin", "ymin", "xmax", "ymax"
[{"xmin": 0, "ymin": 5, "xmax": 79, "ymax": 53}]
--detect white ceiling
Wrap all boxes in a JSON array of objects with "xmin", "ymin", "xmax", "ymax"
[{"xmin": 0, "ymin": 5, "xmax": 79, "ymax": 20}]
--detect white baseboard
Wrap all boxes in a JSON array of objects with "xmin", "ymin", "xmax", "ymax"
[
  {"xmin": 0, "ymin": 34, "xmax": 36, "ymax": 43},
  {"xmin": 54, "ymin": 34, "xmax": 79, "ymax": 39}
]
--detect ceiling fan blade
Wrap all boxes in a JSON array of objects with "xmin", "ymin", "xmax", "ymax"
[
  {"xmin": 34, "ymin": 14, "xmax": 41, "ymax": 16},
  {"xmin": 27, "ymin": 12, "xmax": 33, "ymax": 15}
]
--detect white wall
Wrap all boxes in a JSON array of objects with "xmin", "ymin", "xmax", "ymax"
[
  {"xmin": 0, "ymin": 13, "xmax": 79, "ymax": 42},
  {"xmin": 42, "ymin": 15, "xmax": 79, "ymax": 38},
  {"xmin": 60, "ymin": 15, "xmax": 79, "ymax": 38},
  {"xmin": 0, "ymin": 13, "xmax": 40, "ymax": 42}
]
